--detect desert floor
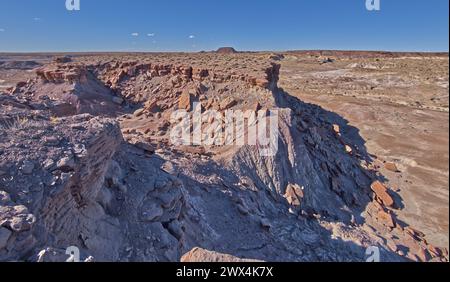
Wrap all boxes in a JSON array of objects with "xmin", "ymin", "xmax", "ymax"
[{"xmin": 279, "ymin": 52, "xmax": 449, "ymax": 248}]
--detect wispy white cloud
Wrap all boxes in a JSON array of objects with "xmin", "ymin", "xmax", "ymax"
[
  {"xmin": 0, "ymin": 28, "xmax": 5, "ymax": 32},
  {"xmin": 188, "ymin": 35, "xmax": 195, "ymax": 39},
  {"xmin": 147, "ymin": 33, "xmax": 155, "ymax": 37},
  {"xmin": 131, "ymin": 32, "xmax": 139, "ymax": 36},
  {"xmin": 33, "ymin": 17, "xmax": 42, "ymax": 21}
]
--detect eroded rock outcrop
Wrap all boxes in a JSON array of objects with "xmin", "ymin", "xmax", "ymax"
[
  {"xmin": 181, "ymin": 247, "xmax": 262, "ymax": 262},
  {"xmin": 0, "ymin": 113, "xmax": 123, "ymax": 261},
  {"xmin": 0, "ymin": 109, "xmax": 189, "ymax": 261}
]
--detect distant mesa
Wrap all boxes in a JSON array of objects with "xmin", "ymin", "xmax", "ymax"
[
  {"xmin": 216, "ymin": 47, "xmax": 238, "ymax": 54},
  {"xmin": 0, "ymin": 60, "xmax": 41, "ymax": 70},
  {"xmin": 54, "ymin": 56, "xmax": 72, "ymax": 64}
]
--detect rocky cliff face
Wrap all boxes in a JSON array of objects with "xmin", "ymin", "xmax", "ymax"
[
  {"xmin": 0, "ymin": 113, "xmax": 122, "ymax": 261},
  {"xmin": 0, "ymin": 111, "xmax": 189, "ymax": 261}
]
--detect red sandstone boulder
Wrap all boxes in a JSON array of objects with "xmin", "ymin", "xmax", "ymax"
[
  {"xmin": 178, "ymin": 90, "xmax": 194, "ymax": 111},
  {"xmin": 371, "ymin": 181, "xmax": 395, "ymax": 207},
  {"xmin": 377, "ymin": 209, "xmax": 395, "ymax": 228},
  {"xmin": 385, "ymin": 162, "xmax": 399, "ymax": 172}
]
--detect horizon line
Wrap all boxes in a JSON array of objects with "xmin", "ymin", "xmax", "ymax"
[{"xmin": 0, "ymin": 49, "xmax": 449, "ymax": 55}]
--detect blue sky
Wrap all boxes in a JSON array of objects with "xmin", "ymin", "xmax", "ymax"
[{"xmin": 0, "ymin": 0, "xmax": 448, "ymax": 52}]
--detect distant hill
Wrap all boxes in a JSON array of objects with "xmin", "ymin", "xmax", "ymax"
[{"xmin": 216, "ymin": 47, "xmax": 237, "ymax": 54}]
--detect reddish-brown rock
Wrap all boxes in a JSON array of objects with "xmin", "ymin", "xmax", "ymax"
[
  {"xmin": 371, "ymin": 181, "xmax": 395, "ymax": 207},
  {"xmin": 284, "ymin": 183, "xmax": 304, "ymax": 207},
  {"xmin": 36, "ymin": 65, "xmax": 88, "ymax": 83},
  {"xmin": 144, "ymin": 100, "xmax": 159, "ymax": 113},
  {"xmin": 417, "ymin": 248, "xmax": 431, "ymax": 262},
  {"xmin": 377, "ymin": 209, "xmax": 396, "ymax": 228},
  {"xmin": 385, "ymin": 162, "xmax": 399, "ymax": 172},
  {"xmin": 404, "ymin": 226, "xmax": 426, "ymax": 241},
  {"xmin": 219, "ymin": 97, "xmax": 237, "ymax": 110},
  {"xmin": 427, "ymin": 244, "xmax": 444, "ymax": 257},
  {"xmin": 178, "ymin": 90, "xmax": 194, "ymax": 111}
]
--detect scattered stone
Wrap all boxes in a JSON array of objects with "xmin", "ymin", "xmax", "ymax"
[
  {"xmin": 0, "ymin": 205, "xmax": 37, "ymax": 232},
  {"xmin": 404, "ymin": 226, "xmax": 426, "ymax": 240},
  {"xmin": 284, "ymin": 183, "xmax": 304, "ymax": 206},
  {"xmin": 345, "ymin": 145, "xmax": 353, "ymax": 154},
  {"xmin": 371, "ymin": 181, "xmax": 395, "ymax": 207},
  {"xmin": 60, "ymin": 172, "xmax": 73, "ymax": 183},
  {"xmin": 417, "ymin": 248, "xmax": 431, "ymax": 262},
  {"xmin": 44, "ymin": 136, "xmax": 60, "ymax": 146},
  {"xmin": 161, "ymin": 161, "xmax": 176, "ymax": 175},
  {"xmin": 178, "ymin": 90, "xmax": 194, "ymax": 111},
  {"xmin": 133, "ymin": 108, "xmax": 145, "ymax": 117},
  {"xmin": 427, "ymin": 245, "xmax": 444, "ymax": 257},
  {"xmin": 132, "ymin": 140, "xmax": 155, "ymax": 154},
  {"xmin": 0, "ymin": 191, "xmax": 11, "ymax": 204},
  {"xmin": 377, "ymin": 209, "xmax": 396, "ymax": 228},
  {"xmin": 332, "ymin": 124, "xmax": 340, "ymax": 134},
  {"xmin": 144, "ymin": 100, "xmax": 159, "ymax": 113},
  {"xmin": 42, "ymin": 159, "xmax": 55, "ymax": 170},
  {"xmin": 385, "ymin": 162, "xmax": 399, "ymax": 172},
  {"xmin": 220, "ymin": 97, "xmax": 237, "ymax": 110},
  {"xmin": 57, "ymin": 156, "xmax": 75, "ymax": 172},
  {"xmin": 36, "ymin": 248, "xmax": 70, "ymax": 262},
  {"xmin": 73, "ymin": 144, "xmax": 87, "ymax": 156}
]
